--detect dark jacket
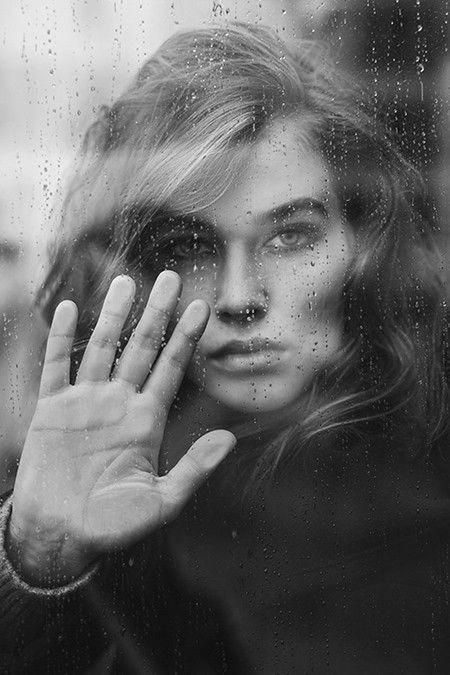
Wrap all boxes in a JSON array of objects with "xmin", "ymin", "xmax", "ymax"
[{"xmin": 1, "ymin": 431, "xmax": 450, "ymax": 674}]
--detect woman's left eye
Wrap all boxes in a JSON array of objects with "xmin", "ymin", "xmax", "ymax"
[{"xmin": 265, "ymin": 229, "xmax": 311, "ymax": 250}]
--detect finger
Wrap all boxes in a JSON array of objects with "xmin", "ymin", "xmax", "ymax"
[
  {"xmin": 160, "ymin": 430, "xmax": 236, "ymax": 516},
  {"xmin": 76, "ymin": 275, "xmax": 135, "ymax": 383},
  {"xmin": 142, "ymin": 299, "xmax": 209, "ymax": 408},
  {"xmin": 39, "ymin": 300, "xmax": 78, "ymax": 397},
  {"xmin": 113, "ymin": 271, "xmax": 181, "ymax": 389}
]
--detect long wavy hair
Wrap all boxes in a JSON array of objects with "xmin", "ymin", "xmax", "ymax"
[{"xmin": 37, "ymin": 23, "xmax": 448, "ymax": 481}]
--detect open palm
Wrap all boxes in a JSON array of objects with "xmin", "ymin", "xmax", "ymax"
[{"xmin": 10, "ymin": 272, "xmax": 235, "ymax": 581}]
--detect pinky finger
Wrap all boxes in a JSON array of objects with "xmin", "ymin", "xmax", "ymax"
[{"xmin": 39, "ymin": 300, "xmax": 78, "ymax": 398}]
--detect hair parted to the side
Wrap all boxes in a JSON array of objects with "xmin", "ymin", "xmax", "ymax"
[{"xmin": 38, "ymin": 22, "xmax": 448, "ymax": 479}]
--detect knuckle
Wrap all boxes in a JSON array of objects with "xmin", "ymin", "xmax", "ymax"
[
  {"xmin": 147, "ymin": 302, "xmax": 172, "ymax": 323},
  {"xmin": 48, "ymin": 332, "xmax": 70, "ymax": 343},
  {"xmin": 130, "ymin": 327, "xmax": 163, "ymax": 352},
  {"xmin": 102, "ymin": 307, "xmax": 126, "ymax": 324},
  {"xmin": 162, "ymin": 349, "xmax": 186, "ymax": 370},
  {"xmin": 175, "ymin": 323, "xmax": 197, "ymax": 344},
  {"xmin": 46, "ymin": 334, "xmax": 70, "ymax": 355},
  {"xmin": 90, "ymin": 333, "xmax": 117, "ymax": 350},
  {"xmin": 46, "ymin": 351, "xmax": 68, "ymax": 367},
  {"xmin": 183, "ymin": 453, "xmax": 204, "ymax": 480}
]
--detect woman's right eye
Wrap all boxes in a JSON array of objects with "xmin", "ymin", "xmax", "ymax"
[{"xmin": 170, "ymin": 236, "xmax": 216, "ymax": 261}]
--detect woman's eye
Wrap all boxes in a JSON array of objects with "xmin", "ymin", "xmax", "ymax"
[
  {"xmin": 265, "ymin": 229, "xmax": 313, "ymax": 250},
  {"xmin": 171, "ymin": 237, "xmax": 215, "ymax": 260}
]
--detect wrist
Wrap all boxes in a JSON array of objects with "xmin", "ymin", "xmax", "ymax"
[{"xmin": 6, "ymin": 512, "xmax": 95, "ymax": 587}]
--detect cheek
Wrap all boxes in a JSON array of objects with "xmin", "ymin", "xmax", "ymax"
[
  {"xmin": 171, "ymin": 265, "xmax": 217, "ymax": 317},
  {"xmin": 272, "ymin": 252, "xmax": 349, "ymax": 336}
]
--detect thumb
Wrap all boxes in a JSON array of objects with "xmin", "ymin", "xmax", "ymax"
[{"xmin": 162, "ymin": 430, "xmax": 236, "ymax": 511}]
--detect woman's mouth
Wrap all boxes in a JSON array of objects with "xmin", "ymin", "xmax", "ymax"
[{"xmin": 207, "ymin": 339, "xmax": 286, "ymax": 374}]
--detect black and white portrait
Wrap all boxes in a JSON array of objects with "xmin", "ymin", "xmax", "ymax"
[{"xmin": 0, "ymin": 1, "xmax": 449, "ymax": 672}]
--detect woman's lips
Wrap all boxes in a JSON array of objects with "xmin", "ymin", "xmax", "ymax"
[{"xmin": 207, "ymin": 340, "xmax": 286, "ymax": 374}]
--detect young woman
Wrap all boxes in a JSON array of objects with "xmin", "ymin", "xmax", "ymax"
[{"xmin": 0, "ymin": 23, "xmax": 449, "ymax": 673}]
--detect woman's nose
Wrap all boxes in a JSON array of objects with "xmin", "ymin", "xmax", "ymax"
[{"xmin": 214, "ymin": 248, "xmax": 268, "ymax": 325}]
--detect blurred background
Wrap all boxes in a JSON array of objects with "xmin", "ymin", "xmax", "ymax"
[{"xmin": 0, "ymin": 0, "xmax": 448, "ymax": 489}]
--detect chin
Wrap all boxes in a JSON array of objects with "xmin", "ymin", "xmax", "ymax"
[{"xmin": 199, "ymin": 376, "xmax": 307, "ymax": 416}]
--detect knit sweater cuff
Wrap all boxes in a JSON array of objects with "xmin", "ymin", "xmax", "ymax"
[{"xmin": 0, "ymin": 495, "xmax": 99, "ymax": 600}]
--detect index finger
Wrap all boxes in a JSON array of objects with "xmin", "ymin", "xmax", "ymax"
[{"xmin": 142, "ymin": 299, "xmax": 210, "ymax": 409}]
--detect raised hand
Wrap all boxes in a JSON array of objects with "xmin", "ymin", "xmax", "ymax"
[{"xmin": 7, "ymin": 272, "xmax": 235, "ymax": 585}]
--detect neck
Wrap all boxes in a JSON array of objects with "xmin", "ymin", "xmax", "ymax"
[
  {"xmin": 160, "ymin": 381, "xmax": 302, "ymax": 473},
  {"xmin": 160, "ymin": 384, "xmax": 236, "ymax": 472}
]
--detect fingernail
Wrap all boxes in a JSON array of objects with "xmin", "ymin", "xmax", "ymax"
[
  {"xmin": 186, "ymin": 300, "xmax": 210, "ymax": 332},
  {"xmin": 108, "ymin": 276, "xmax": 135, "ymax": 304},
  {"xmin": 154, "ymin": 270, "xmax": 181, "ymax": 295},
  {"xmin": 115, "ymin": 275, "xmax": 135, "ymax": 290},
  {"xmin": 202, "ymin": 431, "xmax": 236, "ymax": 470}
]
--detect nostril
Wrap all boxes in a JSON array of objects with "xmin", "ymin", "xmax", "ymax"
[
  {"xmin": 216, "ymin": 301, "xmax": 267, "ymax": 324},
  {"xmin": 214, "ymin": 259, "xmax": 269, "ymax": 323},
  {"xmin": 246, "ymin": 306, "xmax": 263, "ymax": 320}
]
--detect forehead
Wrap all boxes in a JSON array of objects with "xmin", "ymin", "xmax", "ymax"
[{"xmin": 202, "ymin": 117, "xmax": 332, "ymax": 226}]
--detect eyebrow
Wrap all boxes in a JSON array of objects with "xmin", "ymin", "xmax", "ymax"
[
  {"xmin": 145, "ymin": 196, "xmax": 329, "ymax": 239},
  {"xmin": 147, "ymin": 212, "xmax": 214, "ymax": 242},
  {"xmin": 259, "ymin": 197, "xmax": 329, "ymax": 224}
]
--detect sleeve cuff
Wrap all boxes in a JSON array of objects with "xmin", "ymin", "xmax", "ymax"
[{"xmin": 0, "ymin": 495, "xmax": 100, "ymax": 598}]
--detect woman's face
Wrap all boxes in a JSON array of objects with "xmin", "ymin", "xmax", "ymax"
[{"xmin": 156, "ymin": 118, "xmax": 354, "ymax": 415}]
